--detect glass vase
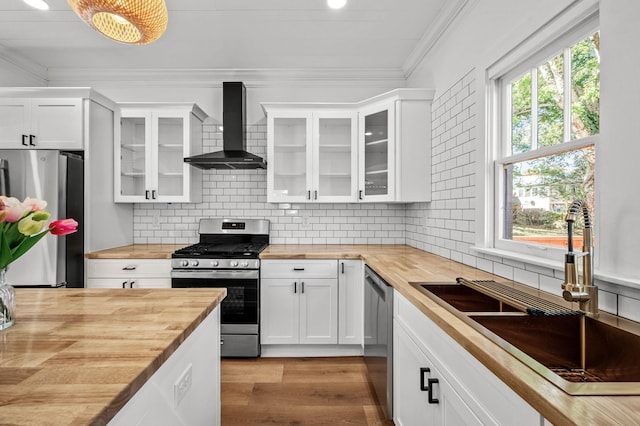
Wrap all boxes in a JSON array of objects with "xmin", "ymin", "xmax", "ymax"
[{"xmin": 0, "ymin": 268, "xmax": 15, "ymax": 330}]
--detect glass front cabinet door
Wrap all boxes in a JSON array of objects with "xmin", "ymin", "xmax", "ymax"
[
  {"xmin": 115, "ymin": 104, "xmax": 206, "ymax": 203},
  {"xmin": 266, "ymin": 108, "xmax": 358, "ymax": 203},
  {"xmin": 358, "ymin": 102, "xmax": 395, "ymax": 202}
]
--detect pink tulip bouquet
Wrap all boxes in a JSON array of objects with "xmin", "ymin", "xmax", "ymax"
[
  {"xmin": 0, "ymin": 196, "xmax": 78, "ymax": 270},
  {"xmin": 0, "ymin": 196, "xmax": 78, "ymax": 329},
  {"xmin": 0, "ymin": 196, "xmax": 78, "ymax": 269}
]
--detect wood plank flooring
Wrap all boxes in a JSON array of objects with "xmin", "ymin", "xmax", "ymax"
[{"xmin": 221, "ymin": 357, "xmax": 395, "ymax": 425}]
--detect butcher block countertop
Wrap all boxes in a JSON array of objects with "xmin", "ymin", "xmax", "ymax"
[
  {"xmin": 87, "ymin": 244, "xmax": 640, "ymax": 425},
  {"xmin": 85, "ymin": 244, "xmax": 184, "ymax": 259},
  {"xmin": 0, "ymin": 288, "xmax": 226, "ymax": 425}
]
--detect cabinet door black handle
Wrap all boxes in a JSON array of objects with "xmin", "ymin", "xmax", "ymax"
[
  {"xmin": 29, "ymin": 134, "xmax": 36, "ymax": 146},
  {"xmin": 359, "ymin": 190, "xmax": 363, "ymax": 200},
  {"xmin": 293, "ymin": 282, "xmax": 297, "ymax": 294},
  {"xmin": 22, "ymin": 134, "xmax": 28, "ymax": 146},
  {"xmin": 152, "ymin": 190, "xmax": 157, "ymax": 199},
  {"xmin": 122, "ymin": 281, "xmax": 128, "ymax": 288},
  {"xmin": 314, "ymin": 190, "xmax": 317, "ymax": 200},
  {"xmin": 420, "ymin": 367, "xmax": 431, "ymax": 391},
  {"xmin": 301, "ymin": 281, "xmax": 305, "ymax": 294},
  {"xmin": 145, "ymin": 190, "xmax": 150, "ymax": 200},
  {"xmin": 427, "ymin": 378, "xmax": 440, "ymax": 404},
  {"xmin": 341, "ymin": 262, "xmax": 345, "ymax": 274},
  {"xmin": 307, "ymin": 190, "xmax": 311, "ymax": 200}
]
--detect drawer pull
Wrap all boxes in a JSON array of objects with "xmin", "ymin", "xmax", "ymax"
[
  {"xmin": 428, "ymin": 378, "xmax": 440, "ymax": 404},
  {"xmin": 420, "ymin": 367, "xmax": 431, "ymax": 391},
  {"xmin": 293, "ymin": 268, "xmax": 305, "ymax": 271},
  {"xmin": 122, "ymin": 265, "xmax": 137, "ymax": 271}
]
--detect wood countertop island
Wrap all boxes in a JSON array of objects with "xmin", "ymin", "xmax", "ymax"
[{"xmin": 0, "ymin": 288, "xmax": 226, "ymax": 425}]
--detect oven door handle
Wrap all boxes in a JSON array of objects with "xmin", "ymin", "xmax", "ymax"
[{"xmin": 171, "ymin": 270, "xmax": 260, "ymax": 280}]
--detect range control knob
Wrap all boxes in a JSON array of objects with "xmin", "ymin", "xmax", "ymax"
[
  {"xmin": 180, "ymin": 260, "xmax": 189, "ymax": 267},
  {"xmin": 190, "ymin": 260, "xmax": 199, "ymax": 267},
  {"xmin": 230, "ymin": 261, "xmax": 239, "ymax": 267},
  {"xmin": 212, "ymin": 260, "xmax": 219, "ymax": 267},
  {"xmin": 240, "ymin": 261, "xmax": 249, "ymax": 268}
]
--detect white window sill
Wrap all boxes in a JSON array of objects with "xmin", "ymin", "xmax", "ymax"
[{"xmin": 471, "ymin": 246, "xmax": 640, "ymax": 290}]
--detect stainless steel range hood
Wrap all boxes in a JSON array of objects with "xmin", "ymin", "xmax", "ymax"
[{"xmin": 184, "ymin": 82, "xmax": 266, "ymax": 170}]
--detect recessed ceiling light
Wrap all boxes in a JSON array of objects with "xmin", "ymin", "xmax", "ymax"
[
  {"xmin": 327, "ymin": 0, "xmax": 347, "ymax": 10},
  {"xmin": 23, "ymin": 0, "xmax": 50, "ymax": 10}
]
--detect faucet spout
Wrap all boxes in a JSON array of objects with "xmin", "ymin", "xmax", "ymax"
[{"xmin": 561, "ymin": 200, "xmax": 598, "ymax": 317}]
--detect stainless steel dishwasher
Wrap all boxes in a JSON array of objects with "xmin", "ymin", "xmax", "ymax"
[{"xmin": 364, "ymin": 265, "xmax": 393, "ymax": 419}]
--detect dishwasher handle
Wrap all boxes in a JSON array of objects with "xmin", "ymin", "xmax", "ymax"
[{"xmin": 365, "ymin": 266, "xmax": 390, "ymax": 300}]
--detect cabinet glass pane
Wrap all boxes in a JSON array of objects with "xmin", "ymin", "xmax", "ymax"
[
  {"xmin": 318, "ymin": 117, "xmax": 352, "ymax": 197},
  {"xmin": 273, "ymin": 117, "xmax": 308, "ymax": 197},
  {"xmin": 364, "ymin": 110, "xmax": 389, "ymax": 196},
  {"xmin": 120, "ymin": 117, "xmax": 147, "ymax": 197},
  {"xmin": 157, "ymin": 117, "xmax": 184, "ymax": 196}
]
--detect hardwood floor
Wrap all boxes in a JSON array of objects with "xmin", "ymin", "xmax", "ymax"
[{"xmin": 221, "ymin": 357, "xmax": 394, "ymax": 425}]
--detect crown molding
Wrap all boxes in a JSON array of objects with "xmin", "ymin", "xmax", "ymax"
[
  {"xmin": 0, "ymin": 44, "xmax": 48, "ymax": 86},
  {"xmin": 403, "ymin": 0, "xmax": 477, "ymax": 79},
  {"xmin": 46, "ymin": 67, "xmax": 407, "ymax": 88}
]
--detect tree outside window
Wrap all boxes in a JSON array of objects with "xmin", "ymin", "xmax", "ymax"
[{"xmin": 502, "ymin": 31, "xmax": 599, "ymax": 249}]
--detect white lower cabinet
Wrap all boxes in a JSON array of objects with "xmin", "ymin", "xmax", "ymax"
[
  {"xmin": 394, "ymin": 292, "xmax": 543, "ymax": 426},
  {"xmin": 395, "ymin": 324, "xmax": 483, "ymax": 426},
  {"xmin": 86, "ymin": 259, "xmax": 171, "ymax": 288},
  {"xmin": 338, "ymin": 260, "xmax": 363, "ymax": 345},
  {"xmin": 261, "ymin": 264, "xmax": 338, "ymax": 345}
]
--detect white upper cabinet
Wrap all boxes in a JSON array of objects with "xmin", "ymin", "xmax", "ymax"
[
  {"xmin": 264, "ymin": 107, "xmax": 358, "ymax": 203},
  {"xmin": 262, "ymin": 88, "xmax": 433, "ymax": 204},
  {"xmin": 0, "ymin": 97, "xmax": 84, "ymax": 150},
  {"xmin": 115, "ymin": 103, "xmax": 206, "ymax": 203},
  {"xmin": 358, "ymin": 89, "xmax": 434, "ymax": 203}
]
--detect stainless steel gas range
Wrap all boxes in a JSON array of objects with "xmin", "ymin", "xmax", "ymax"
[{"xmin": 171, "ymin": 218, "xmax": 269, "ymax": 357}]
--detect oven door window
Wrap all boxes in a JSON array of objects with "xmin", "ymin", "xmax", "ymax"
[
  {"xmin": 172, "ymin": 277, "xmax": 258, "ymax": 325},
  {"xmin": 221, "ymin": 282, "xmax": 257, "ymax": 325}
]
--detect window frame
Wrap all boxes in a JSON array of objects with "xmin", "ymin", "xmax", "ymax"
[{"xmin": 483, "ymin": 7, "xmax": 599, "ymax": 264}]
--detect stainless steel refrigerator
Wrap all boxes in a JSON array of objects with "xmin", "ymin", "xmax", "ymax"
[{"xmin": 0, "ymin": 150, "xmax": 84, "ymax": 288}]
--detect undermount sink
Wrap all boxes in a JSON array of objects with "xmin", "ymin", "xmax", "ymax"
[
  {"xmin": 417, "ymin": 283, "xmax": 521, "ymax": 313},
  {"xmin": 412, "ymin": 278, "xmax": 640, "ymax": 395}
]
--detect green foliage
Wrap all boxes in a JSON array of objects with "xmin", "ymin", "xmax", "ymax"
[{"xmin": 509, "ymin": 32, "xmax": 599, "ymax": 232}]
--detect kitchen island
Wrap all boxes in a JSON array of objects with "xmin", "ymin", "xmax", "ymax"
[{"xmin": 0, "ymin": 287, "xmax": 226, "ymax": 425}]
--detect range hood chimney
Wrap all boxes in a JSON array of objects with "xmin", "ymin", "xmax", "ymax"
[{"xmin": 184, "ymin": 82, "xmax": 267, "ymax": 170}]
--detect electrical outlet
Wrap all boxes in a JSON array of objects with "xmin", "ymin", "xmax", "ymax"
[
  {"xmin": 152, "ymin": 214, "xmax": 161, "ymax": 229},
  {"xmin": 174, "ymin": 364, "xmax": 193, "ymax": 408},
  {"xmin": 300, "ymin": 211, "xmax": 311, "ymax": 230}
]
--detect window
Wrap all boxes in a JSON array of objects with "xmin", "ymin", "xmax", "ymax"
[{"xmin": 491, "ymin": 19, "xmax": 599, "ymax": 261}]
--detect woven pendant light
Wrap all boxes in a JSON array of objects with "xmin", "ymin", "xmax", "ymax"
[{"xmin": 67, "ymin": 0, "xmax": 168, "ymax": 45}]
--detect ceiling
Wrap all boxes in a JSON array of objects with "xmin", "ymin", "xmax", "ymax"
[{"xmin": 0, "ymin": 0, "xmax": 466, "ymax": 82}]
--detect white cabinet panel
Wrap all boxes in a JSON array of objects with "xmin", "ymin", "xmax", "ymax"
[
  {"xmin": 86, "ymin": 259, "xmax": 171, "ymax": 289},
  {"xmin": 115, "ymin": 103, "xmax": 206, "ymax": 203},
  {"xmin": 261, "ymin": 260, "xmax": 338, "ymax": 345},
  {"xmin": 299, "ymin": 279, "xmax": 338, "ymax": 344},
  {"xmin": 0, "ymin": 98, "xmax": 83, "ymax": 149},
  {"xmin": 338, "ymin": 260, "xmax": 364, "ymax": 345},
  {"xmin": 261, "ymin": 278, "xmax": 300, "ymax": 344},
  {"xmin": 261, "ymin": 259, "xmax": 337, "ymax": 279}
]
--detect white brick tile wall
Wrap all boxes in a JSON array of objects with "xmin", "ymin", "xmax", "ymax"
[{"xmin": 133, "ymin": 120, "xmax": 406, "ymax": 246}]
